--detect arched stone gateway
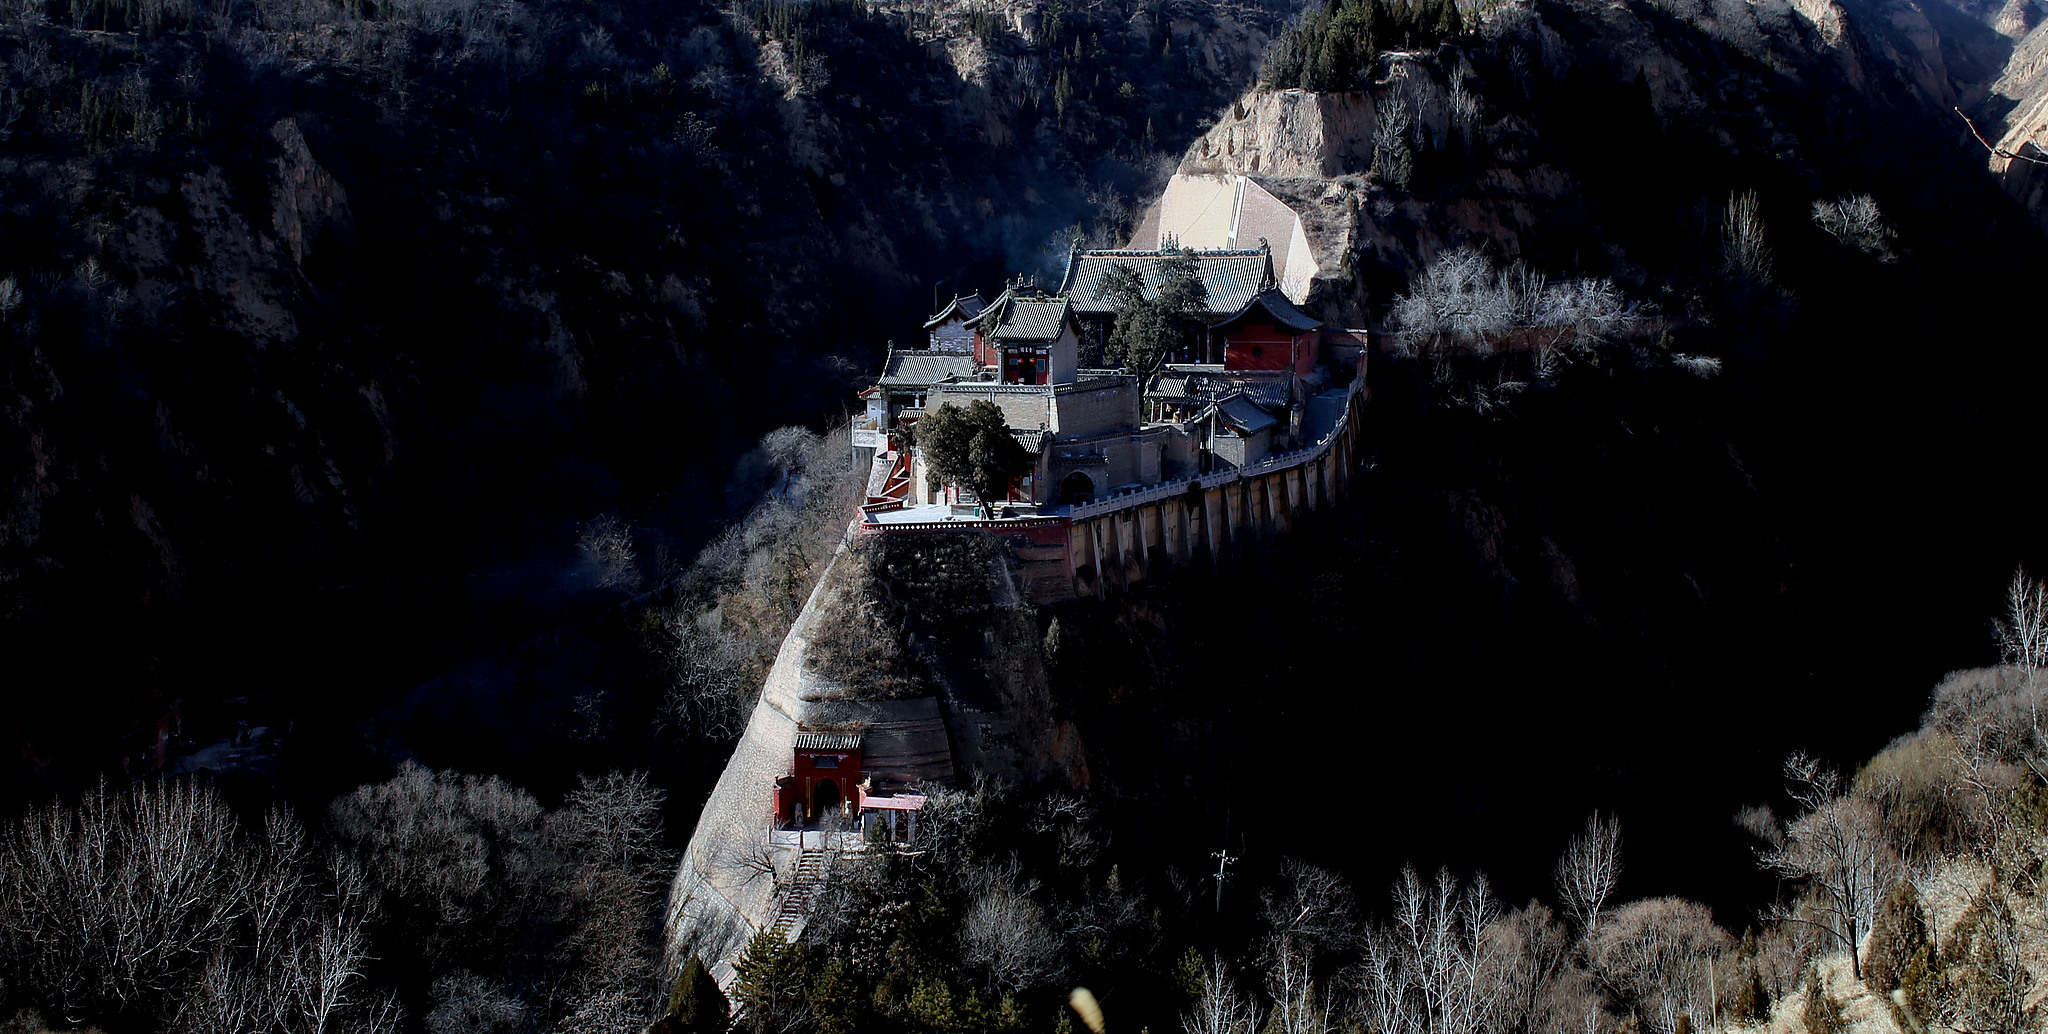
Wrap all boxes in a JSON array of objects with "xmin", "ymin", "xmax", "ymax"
[{"xmin": 1060, "ymin": 472, "xmax": 1095, "ymax": 505}]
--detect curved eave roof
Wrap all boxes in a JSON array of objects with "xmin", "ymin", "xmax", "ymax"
[
  {"xmin": 1213, "ymin": 393, "xmax": 1278, "ymax": 435},
  {"xmin": 794, "ymin": 731, "xmax": 865, "ymax": 751},
  {"xmin": 922, "ymin": 293, "xmax": 986, "ymax": 330},
  {"xmin": 1211, "ymin": 288, "xmax": 1322, "ymax": 333},
  {"xmin": 985, "ymin": 294, "xmax": 1072, "ymax": 344}
]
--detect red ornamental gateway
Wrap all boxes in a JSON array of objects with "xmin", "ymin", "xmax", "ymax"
[{"xmin": 775, "ymin": 730, "xmax": 863, "ymax": 825}]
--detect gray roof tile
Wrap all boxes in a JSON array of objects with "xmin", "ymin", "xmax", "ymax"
[
  {"xmin": 922, "ymin": 293, "xmax": 986, "ymax": 329},
  {"xmin": 1215, "ymin": 394, "xmax": 1278, "ymax": 435},
  {"xmin": 982, "ymin": 293, "xmax": 1072, "ymax": 344},
  {"xmin": 880, "ymin": 350, "xmax": 979, "ymax": 388},
  {"xmin": 1059, "ymin": 249, "xmax": 1275, "ymax": 318},
  {"xmin": 1213, "ymin": 288, "xmax": 1322, "ymax": 333},
  {"xmin": 794, "ymin": 730, "xmax": 864, "ymax": 751},
  {"xmin": 1147, "ymin": 367, "xmax": 1291, "ymax": 408}
]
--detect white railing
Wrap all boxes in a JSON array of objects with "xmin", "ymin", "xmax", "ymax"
[{"xmin": 1066, "ymin": 378, "xmax": 1362, "ymax": 521}]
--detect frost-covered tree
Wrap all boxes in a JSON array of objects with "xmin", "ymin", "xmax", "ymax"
[
  {"xmin": 1810, "ymin": 194, "xmax": 1895, "ymax": 262},
  {"xmin": 1555, "ymin": 812, "xmax": 1622, "ymax": 938}
]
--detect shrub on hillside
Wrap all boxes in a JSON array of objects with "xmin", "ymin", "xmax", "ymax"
[
  {"xmin": 1862, "ymin": 880, "xmax": 1930, "ymax": 994},
  {"xmin": 1855, "ymin": 731, "xmax": 1977, "ymax": 862},
  {"xmin": 1938, "ymin": 890, "xmax": 2032, "ymax": 1034},
  {"xmin": 662, "ymin": 957, "xmax": 729, "ymax": 1034},
  {"xmin": 1799, "ymin": 962, "xmax": 1844, "ymax": 1034},
  {"xmin": 805, "ymin": 538, "xmax": 926, "ymax": 700}
]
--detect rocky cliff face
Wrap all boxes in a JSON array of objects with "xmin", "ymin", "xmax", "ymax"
[
  {"xmin": 1981, "ymin": 17, "xmax": 2048, "ymax": 231},
  {"xmin": 1163, "ymin": 0, "xmax": 2048, "ymax": 326}
]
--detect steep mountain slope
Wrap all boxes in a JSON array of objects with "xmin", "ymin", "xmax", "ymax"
[
  {"xmin": 1067, "ymin": 0, "xmax": 2048, "ymax": 914},
  {"xmin": 1183, "ymin": 0, "xmax": 2045, "ymax": 311},
  {"xmin": 0, "ymin": 0, "xmax": 1293, "ymax": 799}
]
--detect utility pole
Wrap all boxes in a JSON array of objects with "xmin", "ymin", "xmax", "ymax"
[{"xmin": 1212, "ymin": 846, "xmax": 1238, "ymax": 914}]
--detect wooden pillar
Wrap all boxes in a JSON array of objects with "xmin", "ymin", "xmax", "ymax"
[
  {"xmin": 1286, "ymin": 468, "xmax": 1305, "ymax": 516},
  {"xmin": 1164, "ymin": 502, "xmax": 1188, "ymax": 563},
  {"xmin": 1271, "ymin": 474, "xmax": 1293, "ymax": 535}
]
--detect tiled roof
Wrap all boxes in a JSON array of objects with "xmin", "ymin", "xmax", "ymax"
[
  {"xmin": 794, "ymin": 730, "xmax": 864, "ymax": 751},
  {"xmin": 1213, "ymin": 288, "xmax": 1322, "ymax": 333},
  {"xmin": 1147, "ymin": 370, "xmax": 1196, "ymax": 402},
  {"xmin": 1147, "ymin": 367, "xmax": 1291, "ymax": 408},
  {"xmin": 1215, "ymin": 393, "xmax": 1278, "ymax": 435},
  {"xmin": 982, "ymin": 293, "xmax": 1072, "ymax": 344},
  {"xmin": 880, "ymin": 350, "xmax": 979, "ymax": 388},
  {"xmin": 1059, "ymin": 248, "xmax": 1275, "ymax": 318},
  {"xmin": 922, "ymin": 293, "xmax": 985, "ymax": 329}
]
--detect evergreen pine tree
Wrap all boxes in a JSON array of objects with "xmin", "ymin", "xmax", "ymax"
[
  {"xmin": 909, "ymin": 978, "xmax": 958, "ymax": 1033},
  {"xmin": 996, "ymin": 994, "xmax": 1027, "ymax": 1032},
  {"xmin": 1726, "ymin": 964, "xmax": 1769, "ymax": 1023},
  {"xmin": 1864, "ymin": 880, "xmax": 1931, "ymax": 993},
  {"xmin": 733, "ymin": 933, "xmax": 812, "ymax": 1033},
  {"xmin": 1801, "ymin": 962, "xmax": 1846, "ymax": 1034},
  {"xmin": 666, "ymin": 956, "xmax": 731, "ymax": 1034},
  {"xmin": 808, "ymin": 956, "xmax": 861, "ymax": 1034},
  {"xmin": 1897, "ymin": 940, "xmax": 1938, "ymax": 1025},
  {"xmin": 1737, "ymin": 927, "xmax": 1760, "ymax": 961},
  {"xmin": 1432, "ymin": 0, "xmax": 1462, "ymax": 40}
]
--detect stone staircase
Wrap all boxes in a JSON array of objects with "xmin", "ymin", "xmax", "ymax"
[{"xmin": 769, "ymin": 848, "xmax": 828, "ymax": 940}]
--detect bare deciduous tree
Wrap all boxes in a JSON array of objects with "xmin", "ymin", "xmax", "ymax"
[
  {"xmin": 1486, "ymin": 901, "xmax": 1575, "ymax": 1034},
  {"xmin": 549, "ymin": 772, "xmax": 670, "ymax": 1023},
  {"xmin": 1721, "ymin": 190, "xmax": 1773, "ymax": 285},
  {"xmin": 328, "ymin": 761, "xmax": 552, "ymax": 971},
  {"xmin": 759, "ymin": 425, "xmax": 823, "ymax": 499},
  {"xmin": 1185, "ymin": 955, "xmax": 1263, "ymax": 1034},
  {"xmin": 1586, "ymin": 897, "xmax": 1732, "ymax": 1033},
  {"xmin": 1260, "ymin": 859, "xmax": 1361, "ymax": 960},
  {"xmin": 1359, "ymin": 866, "xmax": 1508, "ymax": 1034},
  {"xmin": 959, "ymin": 866, "xmax": 1062, "ymax": 996},
  {"xmin": 1265, "ymin": 937, "xmax": 1335, "ymax": 1034},
  {"xmin": 1995, "ymin": 566, "xmax": 2048, "ymax": 675},
  {"xmin": 1810, "ymin": 194, "xmax": 1895, "ymax": 262},
  {"xmin": 1391, "ymin": 249, "xmax": 1634, "ymax": 387},
  {"xmin": 1556, "ymin": 813, "xmax": 1622, "ymax": 939},
  {"xmin": 0, "ymin": 779, "xmax": 394, "ymax": 1034},
  {"xmin": 425, "ymin": 970, "xmax": 527, "ymax": 1034},
  {"xmin": 1752, "ymin": 754, "xmax": 1902, "ymax": 981},
  {"xmin": 1391, "ymin": 247, "xmax": 1511, "ymax": 366},
  {"xmin": 578, "ymin": 514, "xmax": 640, "ymax": 591}
]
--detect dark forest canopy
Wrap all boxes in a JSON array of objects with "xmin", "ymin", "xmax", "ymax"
[{"xmin": 0, "ymin": 0, "xmax": 1291, "ymax": 802}]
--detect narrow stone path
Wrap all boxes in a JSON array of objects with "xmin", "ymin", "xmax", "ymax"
[{"xmin": 770, "ymin": 848, "xmax": 828, "ymax": 940}]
